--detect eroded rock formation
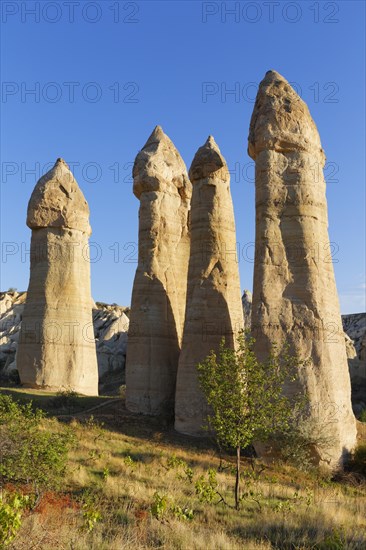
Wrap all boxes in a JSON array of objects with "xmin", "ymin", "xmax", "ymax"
[
  {"xmin": 125, "ymin": 126, "xmax": 192, "ymax": 415},
  {"xmin": 242, "ymin": 289, "xmax": 252, "ymax": 328},
  {"xmin": 174, "ymin": 136, "xmax": 244, "ymax": 435},
  {"xmin": 342, "ymin": 313, "xmax": 366, "ymax": 361},
  {"xmin": 0, "ymin": 292, "xmax": 129, "ymax": 393},
  {"xmin": 93, "ymin": 302, "xmax": 129, "ymax": 392},
  {"xmin": 248, "ymin": 70, "xmax": 357, "ymax": 468},
  {"xmin": 17, "ymin": 159, "xmax": 99, "ymax": 395}
]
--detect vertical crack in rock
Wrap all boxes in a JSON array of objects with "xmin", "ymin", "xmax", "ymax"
[
  {"xmin": 125, "ymin": 126, "xmax": 192, "ymax": 415},
  {"xmin": 17, "ymin": 158, "xmax": 99, "ymax": 395},
  {"xmin": 248, "ymin": 70, "xmax": 356, "ymax": 468},
  {"xmin": 174, "ymin": 136, "xmax": 244, "ymax": 436}
]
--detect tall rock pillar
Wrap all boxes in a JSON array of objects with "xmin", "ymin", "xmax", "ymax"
[
  {"xmin": 175, "ymin": 137, "xmax": 244, "ymax": 436},
  {"xmin": 248, "ymin": 70, "xmax": 356, "ymax": 468},
  {"xmin": 125, "ymin": 126, "xmax": 192, "ymax": 415},
  {"xmin": 17, "ymin": 158, "xmax": 99, "ymax": 395}
]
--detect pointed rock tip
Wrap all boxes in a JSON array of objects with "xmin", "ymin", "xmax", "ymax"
[
  {"xmin": 152, "ymin": 124, "xmax": 164, "ymax": 137},
  {"xmin": 248, "ymin": 70, "xmax": 324, "ymax": 161},
  {"xmin": 258, "ymin": 70, "xmax": 292, "ymax": 91},
  {"xmin": 202, "ymin": 135, "xmax": 222, "ymax": 152},
  {"xmin": 55, "ymin": 157, "xmax": 69, "ymax": 167},
  {"xmin": 133, "ymin": 126, "xmax": 190, "ymax": 198},
  {"xmin": 202, "ymin": 134, "xmax": 224, "ymax": 155},
  {"xmin": 143, "ymin": 125, "xmax": 167, "ymax": 148},
  {"xmin": 259, "ymin": 70, "xmax": 297, "ymax": 96},
  {"xmin": 189, "ymin": 136, "xmax": 227, "ymax": 182},
  {"xmin": 264, "ymin": 69, "xmax": 287, "ymax": 81},
  {"xmin": 261, "ymin": 70, "xmax": 289, "ymax": 87},
  {"xmin": 54, "ymin": 157, "xmax": 71, "ymax": 170},
  {"xmin": 27, "ymin": 156, "xmax": 90, "ymax": 233}
]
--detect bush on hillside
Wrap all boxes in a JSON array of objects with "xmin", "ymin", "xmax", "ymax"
[{"xmin": 0, "ymin": 394, "xmax": 75, "ymax": 492}]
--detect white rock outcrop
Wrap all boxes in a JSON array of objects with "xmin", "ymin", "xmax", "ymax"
[
  {"xmin": 342, "ymin": 313, "xmax": 366, "ymax": 360},
  {"xmin": 93, "ymin": 303, "xmax": 129, "ymax": 388},
  {"xmin": 242, "ymin": 289, "xmax": 252, "ymax": 328}
]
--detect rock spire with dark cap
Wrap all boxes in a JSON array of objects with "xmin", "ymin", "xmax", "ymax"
[
  {"xmin": 17, "ymin": 159, "xmax": 99, "ymax": 395},
  {"xmin": 248, "ymin": 70, "xmax": 356, "ymax": 468},
  {"xmin": 174, "ymin": 136, "xmax": 244, "ymax": 436},
  {"xmin": 126, "ymin": 126, "xmax": 192, "ymax": 415}
]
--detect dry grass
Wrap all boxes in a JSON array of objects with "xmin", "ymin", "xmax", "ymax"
[{"xmin": 4, "ymin": 393, "xmax": 366, "ymax": 549}]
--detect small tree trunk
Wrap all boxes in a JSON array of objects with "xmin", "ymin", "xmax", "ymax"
[{"xmin": 235, "ymin": 445, "xmax": 240, "ymax": 510}]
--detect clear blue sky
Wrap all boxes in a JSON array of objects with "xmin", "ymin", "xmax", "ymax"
[{"xmin": 1, "ymin": 0, "xmax": 365, "ymax": 313}]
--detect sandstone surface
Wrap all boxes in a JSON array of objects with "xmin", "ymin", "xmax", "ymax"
[
  {"xmin": 1, "ymin": 289, "xmax": 364, "ymax": 409},
  {"xmin": 342, "ymin": 313, "xmax": 366, "ymax": 360},
  {"xmin": 248, "ymin": 70, "xmax": 357, "ymax": 468},
  {"xmin": 17, "ymin": 159, "xmax": 99, "ymax": 395},
  {"xmin": 242, "ymin": 289, "xmax": 252, "ymax": 328},
  {"xmin": 174, "ymin": 137, "xmax": 244, "ymax": 435},
  {"xmin": 93, "ymin": 302, "xmax": 129, "ymax": 391},
  {"xmin": 0, "ymin": 292, "xmax": 129, "ymax": 393},
  {"xmin": 126, "ymin": 126, "xmax": 192, "ymax": 415}
]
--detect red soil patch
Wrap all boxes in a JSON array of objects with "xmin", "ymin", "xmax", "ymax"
[
  {"xmin": 134, "ymin": 508, "xmax": 149, "ymax": 521},
  {"xmin": 35, "ymin": 491, "xmax": 79, "ymax": 515}
]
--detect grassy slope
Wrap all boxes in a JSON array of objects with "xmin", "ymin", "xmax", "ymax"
[{"xmin": 2, "ymin": 388, "xmax": 366, "ymax": 550}]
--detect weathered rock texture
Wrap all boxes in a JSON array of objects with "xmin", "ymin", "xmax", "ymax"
[
  {"xmin": 125, "ymin": 126, "xmax": 192, "ymax": 415},
  {"xmin": 0, "ymin": 292, "xmax": 129, "ymax": 394},
  {"xmin": 175, "ymin": 137, "xmax": 244, "ymax": 435},
  {"xmin": 342, "ymin": 313, "xmax": 366, "ymax": 361},
  {"xmin": 93, "ymin": 302, "xmax": 129, "ymax": 392},
  {"xmin": 242, "ymin": 289, "xmax": 252, "ymax": 328},
  {"xmin": 248, "ymin": 70, "xmax": 357, "ymax": 468},
  {"xmin": 0, "ymin": 292, "xmax": 26, "ymax": 379},
  {"xmin": 17, "ymin": 159, "xmax": 99, "ymax": 395},
  {"xmin": 3, "ymin": 288, "xmax": 363, "ymax": 408},
  {"xmin": 342, "ymin": 314, "xmax": 366, "ymax": 415}
]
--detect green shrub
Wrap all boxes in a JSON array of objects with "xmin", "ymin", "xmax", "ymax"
[
  {"xmin": 360, "ymin": 409, "xmax": 366, "ymax": 423},
  {"xmin": 194, "ymin": 469, "xmax": 218, "ymax": 503},
  {"xmin": 0, "ymin": 394, "xmax": 74, "ymax": 491},
  {"xmin": 150, "ymin": 492, "xmax": 168, "ymax": 520},
  {"xmin": 276, "ymin": 415, "xmax": 334, "ymax": 471},
  {"xmin": 49, "ymin": 389, "xmax": 80, "ymax": 411},
  {"xmin": 102, "ymin": 467, "xmax": 110, "ymax": 480},
  {"xmin": 151, "ymin": 493, "xmax": 194, "ymax": 522},
  {"xmin": 82, "ymin": 504, "xmax": 102, "ymax": 532},
  {"xmin": 123, "ymin": 455, "xmax": 136, "ymax": 469},
  {"xmin": 315, "ymin": 527, "xmax": 346, "ymax": 549},
  {"xmin": 181, "ymin": 465, "xmax": 194, "ymax": 483},
  {"xmin": 197, "ymin": 333, "xmax": 308, "ymax": 508},
  {"xmin": 0, "ymin": 492, "xmax": 30, "ymax": 546},
  {"xmin": 170, "ymin": 504, "xmax": 194, "ymax": 521},
  {"xmin": 348, "ymin": 443, "xmax": 366, "ymax": 476},
  {"xmin": 166, "ymin": 454, "xmax": 187, "ymax": 470}
]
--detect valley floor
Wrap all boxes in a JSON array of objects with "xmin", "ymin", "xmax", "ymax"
[{"xmin": 1, "ymin": 387, "xmax": 366, "ymax": 550}]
